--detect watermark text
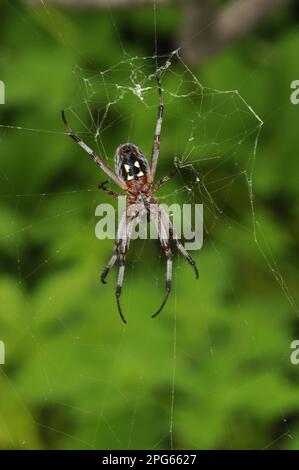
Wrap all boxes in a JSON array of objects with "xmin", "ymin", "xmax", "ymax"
[
  {"xmin": 0, "ymin": 341, "xmax": 5, "ymax": 364},
  {"xmin": 95, "ymin": 200, "xmax": 203, "ymax": 251},
  {"xmin": 0, "ymin": 80, "xmax": 5, "ymax": 104},
  {"xmin": 290, "ymin": 80, "xmax": 299, "ymax": 105}
]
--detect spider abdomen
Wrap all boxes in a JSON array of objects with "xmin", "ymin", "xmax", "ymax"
[{"xmin": 115, "ymin": 143, "xmax": 150, "ymax": 183}]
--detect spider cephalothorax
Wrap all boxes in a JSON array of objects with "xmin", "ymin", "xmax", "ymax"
[{"xmin": 62, "ymin": 77, "xmax": 198, "ymax": 324}]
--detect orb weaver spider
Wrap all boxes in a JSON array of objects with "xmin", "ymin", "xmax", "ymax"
[{"xmin": 62, "ymin": 78, "xmax": 198, "ymax": 323}]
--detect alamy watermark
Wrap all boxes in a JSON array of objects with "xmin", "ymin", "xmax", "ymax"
[
  {"xmin": 290, "ymin": 340, "xmax": 299, "ymax": 365},
  {"xmin": 95, "ymin": 198, "xmax": 203, "ymax": 251},
  {"xmin": 0, "ymin": 340, "xmax": 5, "ymax": 364},
  {"xmin": 290, "ymin": 80, "xmax": 299, "ymax": 105},
  {"xmin": 0, "ymin": 80, "xmax": 5, "ymax": 104}
]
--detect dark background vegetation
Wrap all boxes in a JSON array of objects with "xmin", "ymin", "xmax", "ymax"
[{"xmin": 0, "ymin": 0, "xmax": 299, "ymax": 450}]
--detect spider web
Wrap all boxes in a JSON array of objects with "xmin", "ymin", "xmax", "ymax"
[{"xmin": 0, "ymin": 0, "xmax": 298, "ymax": 451}]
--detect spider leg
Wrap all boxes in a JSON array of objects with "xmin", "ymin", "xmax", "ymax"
[
  {"xmin": 98, "ymin": 180, "xmax": 123, "ymax": 198},
  {"xmin": 115, "ymin": 214, "xmax": 136, "ymax": 324},
  {"xmin": 170, "ymin": 226, "xmax": 199, "ymax": 279},
  {"xmin": 101, "ymin": 240, "xmax": 120, "ymax": 284},
  {"xmin": 153, "ymin": 167, "xmax": 177, "ymax": 193},
  {"xmin": 152, "ymin": 239, "xmax": 173, "ymax": 319},
  {"xmin": 149, "ymin": 77, "xmax": 164, "ymax": 183},
  {"xmin": 100, "ymin": 209, "xmax": 127, "ymax": 284},
  {"xmin": 158, "ymin": 204, "xmax": 199, "ymax": 279},
  {"xmin": 151, "ymin": 206, "xmax": 173, "ymax": 318},
  {"xmin": 115, "ymin": 248, "xmax": 127, "ymax": 324},
  {"xmin": 61, "ymin": 110, "xmax": 127, "ymax": 190}
]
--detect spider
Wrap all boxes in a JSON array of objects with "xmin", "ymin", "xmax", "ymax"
[{"xmin": 61, "ymin": 78, "xmax": 198, "ymax": 323}]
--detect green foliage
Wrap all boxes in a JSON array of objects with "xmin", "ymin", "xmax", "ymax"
[{"xmin": 0, "ymin": 0, "xmax": 298, "ymax": 450}]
